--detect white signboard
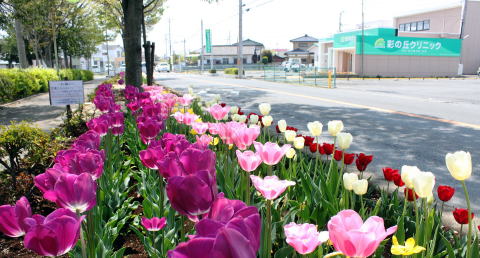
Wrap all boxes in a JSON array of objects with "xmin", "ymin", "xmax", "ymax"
[{"xmin": 49, "ymin": 80, "xmax": 84, "ymax": 106}]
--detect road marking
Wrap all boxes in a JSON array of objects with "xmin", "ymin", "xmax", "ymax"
[{"xmin": 186, "ymin": 76, "xmax": 480, "ymax": 130}]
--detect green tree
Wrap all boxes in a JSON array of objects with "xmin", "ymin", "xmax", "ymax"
[{"xmin": 261, "ymin": 49, "xmax": 273, "ymax": 63}]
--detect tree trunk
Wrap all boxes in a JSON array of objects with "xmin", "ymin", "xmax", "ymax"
[
  {"xmin": 69, "ymin": 56, "xmax": 73, "ymax": 69},
  {"xmin": 64, "ymin": 49, "xmax": 69, "ymax": 69},
  {"xmin": 122, "ymin": 0, "xmax": 143, "ymax": 87},
  {"xmin": 14, "ymin": 18, "xmax": 28, "ymax": 69}
]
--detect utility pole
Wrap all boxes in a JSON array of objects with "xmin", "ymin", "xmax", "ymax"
[
  {"xmin": 238, "ymin": 0, "xmax": 244, "ymax": 79},
  {"xmin": 165, "ymin": 35, "xmax": 168, "ymax": 59},
  {"xmin": 361, "ymin": 0, "xmax": 365, "ymax": 77},
  {"xmin": 201, "ymin": 19, "xmax": 204, "ymax": 73},
  {"xmin": 169, "ymin": 18, "xmax": 172, "ymax": 71},
  {"xmin": 458, "ymin": 0, "xmax": 468, "ymax": 75},
  {"xmin": 338, "ymin": 11, "xmax": 344, "ymax": 32},
  {"xmin": 183, "ymin": 38, "xmax": 187, "ymax": 69},
  {"xmin": 105, "ymin": 29, "xmax": 111, "ymax": 76}
]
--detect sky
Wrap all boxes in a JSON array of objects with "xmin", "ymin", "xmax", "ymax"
[{"xmin": 130, "ymin": 0, "xmax": 466, "ymax": 56}]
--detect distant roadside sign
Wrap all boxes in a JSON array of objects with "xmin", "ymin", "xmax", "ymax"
[
  {"xmin": 206, "ymin": 29, "xmax": 212, "ymax": 53},
  {"xmin": 49, "ymin": 80, "xmax": 84, "ymax": 106}
]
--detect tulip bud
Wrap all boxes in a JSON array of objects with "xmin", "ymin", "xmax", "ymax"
[
  {"xmin": 412, "ymin": 171, "xmax": 435, "ymax": 198},
  {"xmin": 293, "ymin": 137, "xmax": 305, "ymax": 150},
  {"xmin": 343, "ymin": 173, "xmax": 358, "ymax": 191},
  {"xmin": 286, "ymin": 148, "xmax": 296, "ymax": 159},
  {"xmin": 307, "ymin": 121, "xmax": 323, "ymax": 137},
  {"xmin": 401, "ymin": 165, "xmax": 421, "ymax": 189},
  {"xmin": 249, "ymin": 114, "xmax": 259, "ymax": 124},
  {"xmin": 336, "ymin": 132, "xmax": 353, "ymax": 150},
  {"xmin": 230, "ymin": 106, "xmax": 239, "ymax": 114},
  {"xmin": 353, "ymin": 179, "xmax": 368, "ymax": 195},
  {"xmin": 238, "ymin": 115, "xmax": 247, "ymax": 123},
  {"xmin": 328, "ymin": 120, "xmax": 344, "ymax": 136},
  {"xmin": 284, "ymin": 130, "xmax": 296, "ymax": 142},
  {"xmin": 278, "ymin": 120, "xmax": 287, "ymax": 133},
  {"xmin": 259, "ymin": 103, "xmax": 271, "ymax": 116},
  {"xmin": 262, "ymin": 115, "xmax": 273, "ymax": 127},
  {"xmin": 445, "ymin": 151, "xmax": 472, "ymax": 181}
]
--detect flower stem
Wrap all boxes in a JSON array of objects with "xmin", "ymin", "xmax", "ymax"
[
  {"xmin": 245, "ymin": 172, "xmax": 250, "ymax": 205},
  {"xmin": 76, "ymin": 212, "xmax": 87, "ymax": 258},
  {"xmin": 266, "ymin": 199, "xmax": 272, "ymax": 258},
  {"xmin": 461, "ymin": 181, "xmax": 473, "ymax": 258}
]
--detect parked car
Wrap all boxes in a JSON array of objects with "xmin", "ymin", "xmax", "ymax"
[{"xmin": 156, "ymin": 62, "xmax": 170, "ymax": 72}]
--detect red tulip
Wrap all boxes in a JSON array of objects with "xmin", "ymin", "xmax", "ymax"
[
  {"xmin": 453, "ymin": 208, "xmax": 474, "ymax": 225},
  {"xmin": 303, "ymin": 136, "xmax": 315, "ymax": 147},
  {"xmin": 318, "ymin": 144, "xmax": 325, "ymax": 155},
  {"xmin": 404, "ymin": 188, "xmax": 418, "ymax": 202},
  {"xmin": 322, "ymin": 143, "xmax": 334, "ymax": 155},
  {"xmin": 382, "ymin": 167, "xmax": 398, "ymax": 182},
  {"xmin": 334, "ymin": 150, "xmax": 343, "ymax": 161},
  {"xmin": 393, "ymin": 173, "xmax": 405, "ymax": 187},
  {"xmin": 343, "ymin": 153, "xmax": 355, "ymax": 165},
  {"xmin": 355, "ymin": 153, "xmax": 373, "ymax": 172},
  {"xmin": 437, "ymin": 185, "xmax": 455, "ymax": 202},
  {"xmin": 309, "ymin": 143, "xmax": 318, "ymax": 153}
]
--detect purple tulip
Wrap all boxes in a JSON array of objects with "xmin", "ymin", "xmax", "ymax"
[
  {"xmin": 166, "ymin": 170, "xmax": 216, "ymax": 221},
  {"xmin": 124, "ymin": 85, "xmax": 139, "ymax": 101},
  {"xmin": 23, "ymin": 208, "xmax": 84, "ymax": 257},
  {"xmin": 138, "ymin": 120, "xmax": 162, "ymax": 144},
  {"xmin": 93, "ymin": 95, "xmax": 113, "ymax": 112},
  {"xmin": 158, "ymin": 147, "xmax": 216, "ymax": 179},
  {"xmin": 67, "ymin": 149, "xmax": 105, "ymax": 180},
  {"xmin": 34, "ymin": 167, "xmax": 64, "ymax": 201},
  {"xmin": 127, "ymin": 101, "xmax": 140, "ymax": 112},
  {"xmin": 0, "ymin": 197, "xmax": 32, "ymax": 237},
  {"xmin": 87, "ymin": 117, "xmax": 109, "ymax": 137},
  {"xmin": 141, "ymin": 217, "xmax": 166, "ymax": 231},
  {"xmin": 73, "ymin": 130, "xmax": 101, "ymax": 151},
  {"xmin": 139, "ymin": 147, "xmax": 166, "ymax": 170},
  {"xmin": 168, "ymin": 194, "xmax": 261, "ymax": 258},
  {"xmin": 118, "ymin": 79, "xmax": 124, "ymax": 85},
  {"xmin": 45, "ymin": 173, "xmax": 97, "ymax": 213}
]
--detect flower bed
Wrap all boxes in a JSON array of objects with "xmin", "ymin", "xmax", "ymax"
[{"xmin": 0, "ymin": 82, "xmax": 478, "ymax": 257}]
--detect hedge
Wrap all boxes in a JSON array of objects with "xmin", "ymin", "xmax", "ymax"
[{"xmin": 0, "ymin": 68, "xmax": 94, "ymax": 104}]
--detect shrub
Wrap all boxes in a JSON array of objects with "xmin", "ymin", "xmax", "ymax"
[
  {"xmin": 209, "ymin": 69, "xmax": 217, "ymax": 74},
  {"xmin": 224, "ymin": 68, "xmax": 239, "ymax": 75}
]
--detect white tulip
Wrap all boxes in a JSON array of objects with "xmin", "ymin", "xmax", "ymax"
[
  {"xmin": 401, "ymin": 165, "xmax": 421, "ymax": 189},
  {"xmin": 343, "ymin": 173, "xmax": 359, "ymax": 191},
  {"xmin": 262, "ymin": 116, "xmax": 273, "ymax": 127},
  {"xmin": 238, "ymin": 115, "xmax": 247, "ymax": 123},
  {"xmin": 293, "ymin": 137, "xmax": 305, "ymax": 150},
  {"xmin": 336, "ymin": 132, "xmax": 353, "ymax": 150},
  {"xmin": 249, "ymin": 114, "xmax": 259, "ymax": 124},
  {"xmin": 412, "ymin": 171, "xmax": 435, "ymax": 198},
  {"xmin": 259, "ymin": 103, "xmax": 271, "ymax": 116},
  {"xmin": 353, "ymin": 179, "xmax": 368, "ymax": 195},
  {"xmin": 277, "ymin": 119, "xmax": 287, "ymax": 133},
  {"xmin": 328, "ymin": 120, "xmax": 344, "ymax": 136},
  {"xmin": 284, "ymin": 130, "xmax": 296, "ymax": 142},
  {"xmin": 446, "ymin": 151, "xmax": 472, "ymax": 181},
  {"xmin": 230, "ymin": 106, "xmax": 239, "ymax": 114},
  {"xmin": 231, "ymin": 114, "xmax": 240, "ymax": 122},
  {"xmin": 286, "ymin": 148, "xmax": 296, "ymax": 159},
  {"xmin": 307, "ymin": 121, "xmax": 323, "ymax": 137}
]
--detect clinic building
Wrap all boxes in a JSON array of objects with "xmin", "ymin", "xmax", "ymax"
[{"xmin": 316, "ymin": 1, "xmax": 480, "ymax": 76}]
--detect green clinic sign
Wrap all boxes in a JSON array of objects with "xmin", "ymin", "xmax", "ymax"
[
  {"xmin": 333, "ymin": 28, "xmax": 397, "ymax": 48},
  {"xmin": 356, "ymin": 35, "xmax": 462, "ymax": 57},
  {"xmin": 205, "ymin": 29, "xmax": 212, "ymax": 53}
]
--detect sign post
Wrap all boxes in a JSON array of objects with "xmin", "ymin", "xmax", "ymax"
[{"xmin": 49, "ymin": 80, "xmax": 85, "ymax": 106}]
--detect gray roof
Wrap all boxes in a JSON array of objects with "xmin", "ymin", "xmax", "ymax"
[
  {"xmin": 285, "ymin": 48, "xmax": 312, "ymax": 54},
  {"xmin": 232, "ymin": 39, "xmax": 264, "ymax": 46},
  {"xmin": 290, "ymin": 34, "xmax": 319, "ymax": 42}
]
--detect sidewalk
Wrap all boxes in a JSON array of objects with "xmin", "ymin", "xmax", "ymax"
[{"xmin": 0, "ymin": 77, "xmax": 105, "ymax": 132}]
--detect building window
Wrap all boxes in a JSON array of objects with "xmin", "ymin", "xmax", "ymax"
[
  {"xmin": 299, "ymin": 43, "xmax": 308, "ymax": 48},
  {"xmin": 405, "ymin": 23, "xmax": 411, "ymax": 31},
  {"xmin": 222, "ymin": 58, "xmax": 228, "ymax": 64},
  {"xmin": 423, "ymin": 20, "xmax": 430, "ymax": 30},
  {"xmin": 417, "ymin": 21, "xmax": 424, "ymax": 31},
  {"xmin": 411, "ymin": 22, "xmax": 417, "ymax": 31},
  {"xmin": 301, "ymin": 58, "xmax": 307, "ymax": 63},
  {"xmin": 399, "ymin": 24, "xmax": 405, "ymax": 31}
]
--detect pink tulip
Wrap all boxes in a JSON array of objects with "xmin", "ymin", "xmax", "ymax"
[
  {"xmin": 208, "ymin": 122, "xmax": 221, "ymax": 135},
  {"xmin": 327, "ymin": 210, "xmax": 397, "ymax": 258},
  {"xmin": 141, "ymin": 217, "xmax": 167, "ymax": 231},
  {"xmin": 23, "ymin": 208, "xmax": 84, "ymax": 257},
  {"xmin": 249, "ymin": 175, "xmax": 295, "ymax": 200},
  {"xmin": 284, "ymin": 222, "xmax": 329, "ymax": 255},
  {"xmin": 191, "ymin": 122, "xmax": 209, "ymax": 134},
  {"xmin": 86, "ymin": 117, "xmax": 109, "ymax": 137},
  {"xmin": 0, "ymin": 197, "xmax": 32, "ymax": 237},
  {"xmin": 34, "ymin": 166, "xmax": 64, "ymax": 200},
  {"xmin": 172, "ymin": 112, "xmax": 185, "ymax": 124},
  {"xmin": 178, "ymin": 94, "xmax": 194, "ymax": 106},
  {"xmin": 138, "ymin": 120, "xmax": 162, "ymax": 144},
  {"xmin": 218, "ymin": 122, "xmax": 246, "ymax": 145},
  {"xmin": 236, "ymin": 150, "xmax": 262, "ymax": 172},
  {"xmin": 208, "ymin": 104, "xmax": 231, "ymax": 121},
  {"xmin": 234, "ymin": 125, "xmax": 261, "ymax": 150},
  {"xmin": 182, "ymin": 113, "xmax": 200, "ymax": 126},
  {"xmin": 253, "ymin": 141, "xmax": 291, "ymax": 166},
  {"xmin": 196, "ymin": 135, "xmax": 213, "ymax": 148},
  {"xmin": 127, "ymin": 101, "xmax": 140, "ymax": 112},
  {"xmin": 45, "ymin": 173, "xmax": 97, "ymax": 213}
]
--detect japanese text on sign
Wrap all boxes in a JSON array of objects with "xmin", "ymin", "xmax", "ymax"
[{"xmin": 49, "ymin": 81, "xmax": 84, "ymax": 106}]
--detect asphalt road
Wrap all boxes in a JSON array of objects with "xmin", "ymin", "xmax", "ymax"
[{"xmin": 156, "ymin": 72, "xmax": 480, "ymax": 213}]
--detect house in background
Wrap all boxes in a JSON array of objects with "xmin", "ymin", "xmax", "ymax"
[
  {"xmin": 202, "ymin": 39, "xmax": 265, "ymax": 65},
  {"xmin": 79, "ymin": 44, "xmax": 125, "ymax": 73},
  {"xmin": 285, "ymin": 34, "xmax": 319, "ymax": 65}
]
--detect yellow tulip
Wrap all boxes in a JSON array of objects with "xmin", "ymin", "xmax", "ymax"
[
  {"xmin": 285, "ymin": 148, "xmax": 296, "ymax": 159},
  {"xmin": 391, "ymin": 236, "xmax": 426, "ymax": 256},
  {"xmin": 284, "ymin": 130, "xmax": 296, "ymax": 142},
  {"xmin": 210, "ymin": 137, "xmax": 219, "ymax": 146},
  {"xmin": 190, "ymin": 129, "xmax": 198, "ymax": 135}
]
